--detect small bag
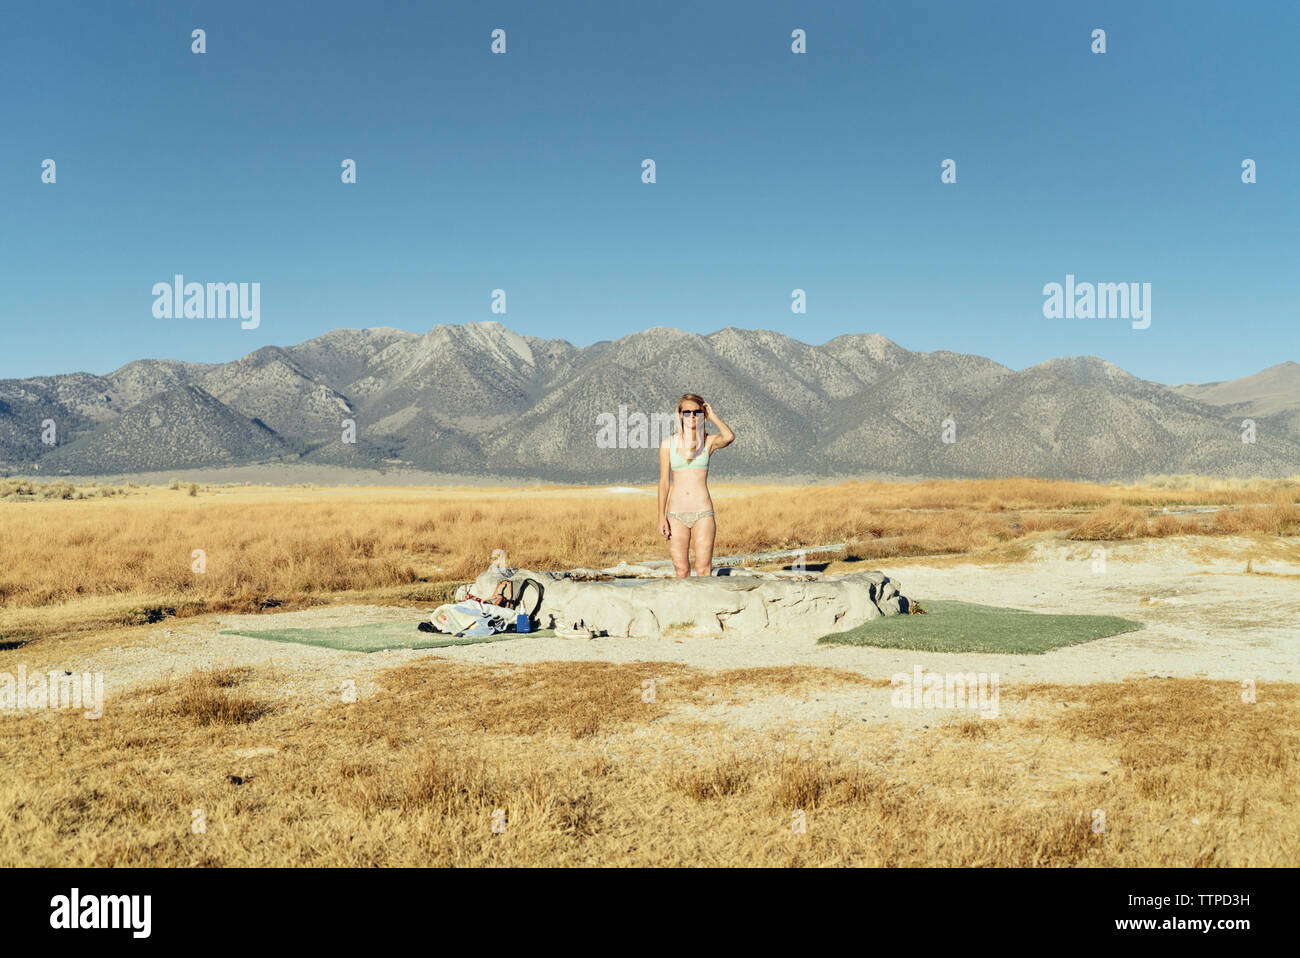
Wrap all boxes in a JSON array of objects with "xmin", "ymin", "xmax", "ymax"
[{"xmin": 513, "ymin": 578, "xmax": 544, "ymax": 630}]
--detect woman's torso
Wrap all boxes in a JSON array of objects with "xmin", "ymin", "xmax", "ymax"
[{"xmin": 666, "ymin": 434, "xmax": 712, "ymax": 512}]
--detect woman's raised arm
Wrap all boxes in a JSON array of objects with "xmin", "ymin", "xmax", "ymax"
[{"xmin": 703, "ymin": 402, "xmax": 735, "ymax": 451}]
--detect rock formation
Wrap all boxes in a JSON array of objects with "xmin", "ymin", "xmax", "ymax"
[{"xmin": 457, "ymin": 563, "xmax": 912, "ymax": 638}]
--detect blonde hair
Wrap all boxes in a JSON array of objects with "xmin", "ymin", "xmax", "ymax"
[
  {"xmin": 676, "ymin": 393, "xmax": 706, "ymax": 417},
  {"xmin": 674, "ymin": 393, "xmax": 707, "ymax": 459}
]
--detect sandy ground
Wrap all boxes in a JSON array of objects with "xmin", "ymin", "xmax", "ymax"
[{"xmin": 24, "ymin": 535, "xmax": 1297, "ymax": 721}]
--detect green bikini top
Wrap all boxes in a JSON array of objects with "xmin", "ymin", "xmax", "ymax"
[{"xmin": 670, "ymin": 438, "xmax": 710, "ymax": 470}]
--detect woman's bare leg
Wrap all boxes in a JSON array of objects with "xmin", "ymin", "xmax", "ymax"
[
  {"xmin": 667, "ymin": 516, "xmax": 692, "ymax": 578},
  {"xmin": 691, "ymin": 515, "xmax": 716, "ymax": 576}
]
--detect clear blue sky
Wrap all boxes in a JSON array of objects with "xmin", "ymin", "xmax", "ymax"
[{"xmin": 3, "ymin": 0, "xmax": 1296, "ymax": 384}]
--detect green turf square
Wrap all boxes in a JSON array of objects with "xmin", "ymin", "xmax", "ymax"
[
  {"xmin": 817, "ymin": 599, "xmax": 1144, "ymax": 654},
  {"xmin": 219, "ymin": 621, "xmax": 555, "ymax": 652}
]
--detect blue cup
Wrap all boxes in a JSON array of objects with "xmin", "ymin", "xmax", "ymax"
[{"xmin": 516, "ymin": 613, "xmax": 531, "ymax": 633}]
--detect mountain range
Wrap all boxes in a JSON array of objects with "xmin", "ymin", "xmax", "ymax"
[{"xmin": 2, "ymin": 322, "xmax": 1298, "ymax": 482}]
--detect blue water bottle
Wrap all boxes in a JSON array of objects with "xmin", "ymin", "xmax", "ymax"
[{"xmin": 516, "ymin": 612, "xmax": 531, "ymax": 633}]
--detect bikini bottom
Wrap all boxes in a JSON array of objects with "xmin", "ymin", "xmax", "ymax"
[{"xmin": 667, "ymin": 509, "xmax": 714, "ymax": 529}]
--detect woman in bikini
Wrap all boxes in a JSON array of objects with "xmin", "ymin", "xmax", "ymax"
[{"xmin": 658, "ymin": 393, "xmax": 736, "ymax": 578}]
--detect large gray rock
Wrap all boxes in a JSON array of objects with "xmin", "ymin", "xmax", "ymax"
[{"xmin": 456, "ymin": 564, "xmax": 913, "ymax": 638}]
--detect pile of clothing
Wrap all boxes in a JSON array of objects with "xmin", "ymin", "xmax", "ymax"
[{"xmin": 419, "ymin": 570, "xmax": 544, "ymax": 637}]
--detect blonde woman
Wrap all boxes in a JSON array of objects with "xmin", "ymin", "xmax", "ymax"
[{"xmin": 658, "ymin": 394, "xmax": 735, "ymax": 577}]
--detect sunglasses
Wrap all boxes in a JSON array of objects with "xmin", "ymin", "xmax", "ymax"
[{"xmin": 680, "ymin": 409, "xmax": 704, "ymax": 417}]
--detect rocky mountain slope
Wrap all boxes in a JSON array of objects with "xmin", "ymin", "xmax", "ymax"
[{"xmin": 2, "ymin": 323, "xmax": 1297, "ymax": 481}]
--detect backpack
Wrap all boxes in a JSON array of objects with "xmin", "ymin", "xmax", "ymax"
[{"xmin": 478, "ymin": 577, "xmax": 546, "ymax": 629}]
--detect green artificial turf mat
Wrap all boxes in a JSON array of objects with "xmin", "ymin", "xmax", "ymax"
[
  {"xmin": 816, "ymin": 599, "xmax": 1144, "ymax": 654},
  {"xmin": 220, "ymin": 621, "xmax": 555, "ymax": 652}
]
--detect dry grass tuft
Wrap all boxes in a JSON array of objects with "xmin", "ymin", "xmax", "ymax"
[
  {"xmin": 143, "ymin": 665, "xmax": 273, "ymax": 727},
  {"xmin": 770, "ymin": 752, "xmax": 880, "ymax": 810},
  {"xmin": 1067, "ymin": 503, "xmax": 1154, "ymax": 540},
  {"xmin": 170, "ymin": 688, "xmax": 272, "ymax": 727},
  {"xmin": 668, "ymin": 752, "xmax": 758, "ymax": 801},
  {"xmin": 1213, "ymin": 492, "xmax": 1300, "ymax": 536}
]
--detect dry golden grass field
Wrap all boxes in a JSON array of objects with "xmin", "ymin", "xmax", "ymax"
[{"xmin": 1, "ymin": 475, "xmax": 1297, "ymax": 866}]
